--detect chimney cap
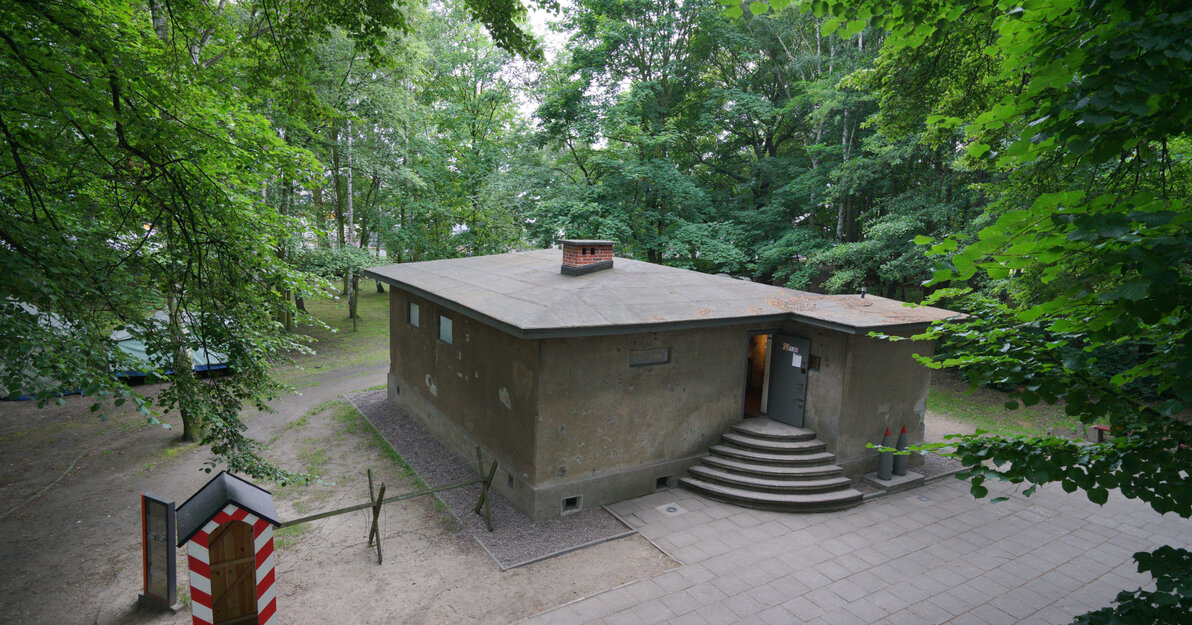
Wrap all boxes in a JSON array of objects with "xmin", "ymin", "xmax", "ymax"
[{"xmin": 560, "ymin": 239, "xmax": 615, "ymax": 246}]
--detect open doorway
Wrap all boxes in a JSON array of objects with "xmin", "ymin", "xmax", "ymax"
[{"xmin": 744, "ymin": 333, "xmax": 772, "ymax": 417}]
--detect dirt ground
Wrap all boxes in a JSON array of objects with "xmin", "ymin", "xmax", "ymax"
[{"xmin": 0, "ymin": 362, "xmax": 674, "ymax": 625}]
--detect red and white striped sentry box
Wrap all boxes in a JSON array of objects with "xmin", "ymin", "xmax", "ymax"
[
  {"xmin": 186, "ymin": 503, "xmax": 277, "ymax": 625},
  {"xmin": 176, "ymin": 472, "xmax": 281, "ymax": 625}
]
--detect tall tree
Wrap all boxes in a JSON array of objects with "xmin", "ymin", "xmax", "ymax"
[
  {"xmin": 726, "ymin": 0, "xmax": 1192, "ymax": 621},
  {"xmin": 0, "ymin": 0, "xmax": 540, "ymax": 479}
]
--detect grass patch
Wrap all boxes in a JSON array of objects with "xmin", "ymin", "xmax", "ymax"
[
  {"xmin": 142, "ymin": 441, "xmax": 198, "ymax": 472},
  {"xmin": 273, "ymin": 283, "xmax": 390, "ymax": 383},
  {"xmin": 331, "ymin": 401, "xmax": 416, "ymax": 480},
  {"xmin": 298, "ymin": 440, "xmax": 331, "ymax": 475},
  {"xmin": 273, "ymin": 524, "xmax": 311, "ymax": 549},
  {"xmin": 928, "ymin": 383, "xmax": 1094, "ymax": 437}
]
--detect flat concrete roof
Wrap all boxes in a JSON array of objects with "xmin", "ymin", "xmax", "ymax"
[{"xmin": 365, "ymin": 249, "xmax": 957, "ymax": 338}]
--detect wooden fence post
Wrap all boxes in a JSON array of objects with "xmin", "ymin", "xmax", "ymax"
[{"xmin": 370, "ymin": 484, "xmax": 386, "ymax": 564}]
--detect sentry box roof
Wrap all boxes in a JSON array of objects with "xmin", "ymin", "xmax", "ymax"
[
  {"xmin": 365, "ymin": 249, "xmax": 957, "ymax": 338},
  {"xmin": 176, "ymin": 471, "xmax": 280, "ymax": 546}
]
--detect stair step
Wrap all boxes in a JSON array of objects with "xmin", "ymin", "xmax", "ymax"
[
  {"xmin": 679, "ymin": 477, "xmax": 863, "ymax": 513},
  {"xmin": 702, "ymin": 455, "xmax": 844, "ymax": 479},
  {"xmin": 732, "ymin": 419, "xmax": 817, "ymax": 441},
  {"xmin": 722, "ymin": 432, "xmax": 826, "ymax": 453},
  {"xmin": 710, "ymin": 444, "xmax": 835, "ymax": 466},
  {"xmin": 687, "ymin": 466, "xmax": 852, "ymax": 493}
]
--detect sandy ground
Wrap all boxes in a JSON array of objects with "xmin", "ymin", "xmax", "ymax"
[
  {"xmin": 923, "ymin": 410, "xmax": 977, "ymax": 443},
  {"xmin": 0, "ymin": 362, "xmax": 673, "ymax": 625}
]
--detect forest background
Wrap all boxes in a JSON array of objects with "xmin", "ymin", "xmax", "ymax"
[{"xmin": 2, "ymin": 0, "xmax": 1190, "ymax": 621}]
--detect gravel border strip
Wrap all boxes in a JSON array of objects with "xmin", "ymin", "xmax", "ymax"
[{"xmin": 346, "ymin": 390, "xmax": 636, "ymax": 570}]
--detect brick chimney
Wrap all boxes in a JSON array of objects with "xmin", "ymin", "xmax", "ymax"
[{"xmin": 560, "ymin": 239, "xmax": 615, "ymax": 275}]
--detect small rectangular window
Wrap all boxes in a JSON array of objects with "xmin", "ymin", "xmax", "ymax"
[
  {"xmin": 808, "ymin": 355, "xmax": 822, "ymax": 370},
  {"xmin": 439, "ymin": 315, "xmax": 453, "ymax": 344},
  {"xmin": 630, "ymin": 347, "xmax": 670, "ymax": 367},
  {"xmin": 408, "ymin": 302, "xmax": 420, "ymax": 327}
]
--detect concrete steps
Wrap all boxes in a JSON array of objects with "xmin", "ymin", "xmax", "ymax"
[
  {"xmin": 708, "ymin": 445, "xmax": 834, "ymax": 466},
  {"xmin": 682, "ymin": 418, "xmax": 862, "ymax": 513},
  {"xmin": 687, "ymin": 465, "xmax": 853, "ymax": 493},
  {"xmin": 721, "ymin": 432, "xmax": 827, "ymax": 454},
  {"xmin": 701, "ymin": 455, "xmax": 844, "ymax": 479}
]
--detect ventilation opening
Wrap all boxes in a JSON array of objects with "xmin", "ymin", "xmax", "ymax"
[
  {"xmin": 655, "ymin": 475, "xmax": 672, "ymax": 491},
  {"xmin": 561, "ymin": 495, "xmax": 582, "ymax": 515},
  {"xmin": 506, "ymin": 473, "xmax": 515, "ymax": 490}
]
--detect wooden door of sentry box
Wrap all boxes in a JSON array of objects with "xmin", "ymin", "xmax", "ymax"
[
  {"xmin": 208, "ymin": 520, "xmax": 258, "ymax": 625},
  {"xmin": 766, "ymin": 334, "xmax": 810, "ymax": 427}
]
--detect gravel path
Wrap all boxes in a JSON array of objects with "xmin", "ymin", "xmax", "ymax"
[{"xmin": 347, "ymin": 390, "xmax": 636, "ymax": 570}]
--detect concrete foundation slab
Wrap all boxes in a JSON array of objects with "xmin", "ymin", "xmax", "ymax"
[{"xmin": 862, "ymin": 470, "xmax": 926, "ymax": 494}]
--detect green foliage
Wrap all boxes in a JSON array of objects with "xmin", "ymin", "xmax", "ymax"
[
  {"xmin": 732, "ymin": 0, "xmax": 1192, "ymax": 621},
  {"xmin": 0, "ymin": 0, "xmax": 537, "ymax": 483}
]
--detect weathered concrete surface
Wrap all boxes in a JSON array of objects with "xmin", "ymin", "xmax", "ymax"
[
  {"xmin": 533, "ymin": 326, "xmax": 767, "ymax": 518},
  {"xmin": 387, "ymin": 291, "xmax": 539, "ymax": 487},
  {"xmin": 835, "ymin": 332, "xmax": 933, "ymax": 476}
]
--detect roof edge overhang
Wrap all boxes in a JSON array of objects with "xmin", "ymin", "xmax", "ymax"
[
  {"xmin": 175, "ymin": 470, "xmax": 281, "ymax": 546},
  {"xmin": 365, "ymin": 268, "xmax": 949, "ymax": 340}
]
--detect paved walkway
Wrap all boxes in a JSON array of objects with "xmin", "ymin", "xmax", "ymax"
[{"xmin": 517, "ymin": 477, "xmax": 1192, "ymax": 625}]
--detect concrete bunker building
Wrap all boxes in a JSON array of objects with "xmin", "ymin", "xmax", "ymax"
[{"xmin": 365, "ymin": 240, "xmax": 956, "ymax": 520}]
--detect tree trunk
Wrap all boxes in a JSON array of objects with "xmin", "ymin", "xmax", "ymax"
[
  {"xmin": 167, "ymin": 291, "xmax": 202, "ymax": 443},
  {"xmin": 332, "ymin": 131, "xmax": 346, "ymax": 247},
  {"xmin": 313, "ymin": 185, "xmax": 328, "ymax": 247},
  {"xmin": 345, "ymin": 119, "xmax": 355, "ymax": 247},
  {"xmin": 148, "ymin": 0, "xmax": 170, "ymax": 42},
  {"xmin": 348, "ymin": 272, "xmax": 358, "ymax": 329}
]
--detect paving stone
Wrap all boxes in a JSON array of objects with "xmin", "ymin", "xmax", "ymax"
[
  {"xmin": 773, "ymin": 594, "xmax": 816, "ymax": 619},
  {"xmin": 692, "ymin": 601, "xmax": 739, "ymax": 624},
  {"xmin": 946, "ymin": 612, "xmax": 991, "ymax": 625},
  {"xmin": 788, "ymin": 567, "xmax": 833, "ymax": 590},
  {"xmin": 745, "ymin": 583, "xmax": 788, "ymax": 609},
  {"xmin": 827, "ymin": 578, "xmax": 867, "ymax": 603},
  {"xmin": 508, "ymin": 476, "xmax": 1192, "ymax": 625},
  {"xmin": 766, "ymin": 574, "xmax": 811, "ymax": 599},
  {"xmin": 632, "ymin": 599, "xmax": 676, "ymax": 625},
  {"xmin": 967, "ymin": 603, "xmax": 1017, "ymax": 625},
  {"xmin": 867, "ymin": 589, "xmax": 909, "ymax": 614},
  {"xmin": 676, "ymin": 563, "xmax": 717, "ymax": 585},
  {"xmin": 600, "ymin": 588, "xmax": 639, "ymax": 614},
  {"xmin": 687, "ymin": 582, "xmax": 729, "ymax": 607},
  {"xmin": 655, "ymin": 570, "xmax": 695, "ymax": 594},
  {"xmin": 722, "ymin": 591, "xmax": 762, "ymax": 617},
  {"xmin": 712, "ymin": 572, "xmax": 754, "ymax": 597},
  {"xmin": 602, "ymin": 607, "xmax": 643, "ymax": 625},
  {"xmin": 666, "ymin": 611, "xmax": 710, "ymax": 625},
  {"xmin": 842, "ymin": 599, "xmax": 889, "ymax": 623},
  {"xmin": 660, "ymin": 590, "xmax": 698, "ymax": 617},
  {"xmin": 756, "ymin": 605, "xmax": 798, "ymax": 625},
  {"xmin": 813, "ymin": 559, "xmax": 852, "ymax": 582},
  {"xmin": 804, "ymin": 587, "xmax": 848, "ymax": 612}
]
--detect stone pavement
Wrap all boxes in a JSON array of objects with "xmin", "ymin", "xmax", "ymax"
[{"xmin": 515, "ymin": 477, "xmax": 1192, "ymax": 625}]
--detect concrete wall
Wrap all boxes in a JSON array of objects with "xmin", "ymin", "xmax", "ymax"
[
  {"xmin": 532, "ymin": 325, "xmax": 777, "ymax": 518},
  {"xmin": 385, "ymin": 291, "xmax": 540, "ymax": 502},
  {"xmin": 834, "ymin": 332, "xmax": 935, "ymax": 476}
]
